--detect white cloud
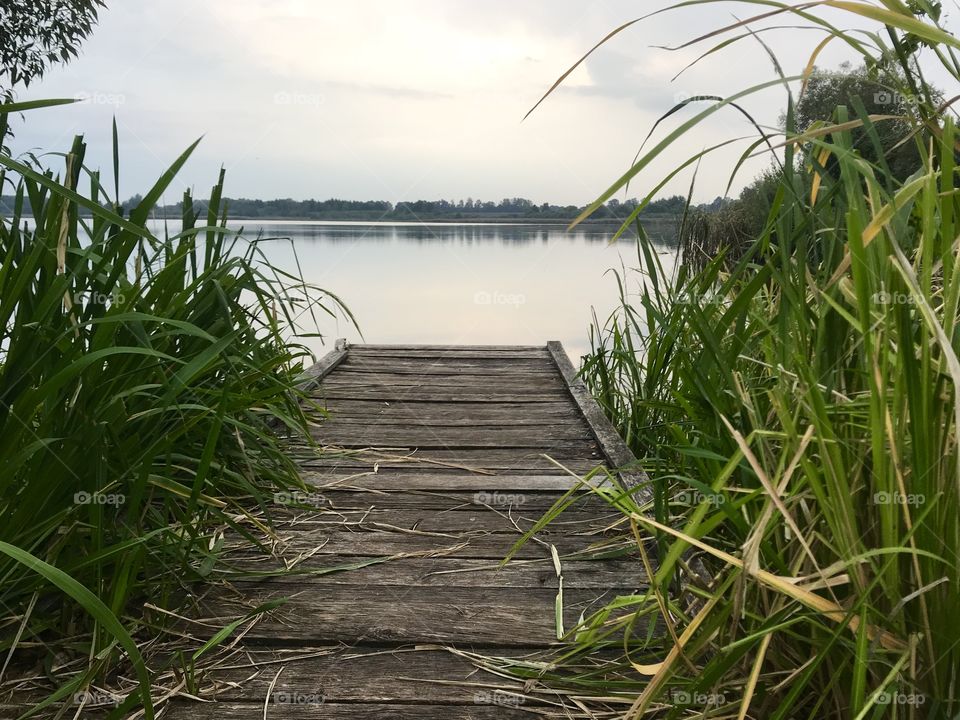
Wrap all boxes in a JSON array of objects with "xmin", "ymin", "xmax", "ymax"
[{"xmin": 9, "ymin": 0, "xmax": 951, "ymax": 206}]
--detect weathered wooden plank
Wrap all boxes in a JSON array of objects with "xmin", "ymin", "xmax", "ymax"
[
  {"xmin": 352, "ymin": 344, "xmax": 548, "ymax": 352},
  {"xmin": 300, "ymin": 447, "xmax": 603, "ymax": 462},
  {"xmin": 323, "ymin": 372, "xmax": 564, "ymax": 383},
  {"xmin": 348, "ymin": 352, "xmax": 554, "ymax": 362},
  {"xmin": 223, "ymin": 557, "xmax": 644, "ymax": 589},
  {"xmin": 313, "ymin": 389, "xmax": 570, "ymax": 403},
  {"xmin": 300, "ymin": 458, "xmax": 605, "ymax": 474},
  {"xmin": 337, "ymin": 363, "xmax": 560, "ymax": 378},
  {"xmin": 317, "ymin": 388, "xmax": 570, "ymax": 402},
  {"xmin": 305, "ymin": 464, "xmax": 597, "ymax": 476},
  {"xmin": 299, "ymin": 460, "xmax": 603, "ymax": 476},
  {"xmin": 340, "ymin": 356, "xmax": 558, "ymax": 370},
  {"xmin": 315, "ymin": 400, "xmax": 581, "ymax": 422},
  {"xmin": 163, "ymin": 702, "xmax": 535, "ymax": 719},
  {"xmin": 222, "ymin": 526, "xmax": 633, "ymax": 560},
  {"xmin": 334, "ymin": 363, "xmax": 561, "ymax": 376},
  {"xmin": 308, "ymin": 441, "xmax": 597, "ymax": 453},
  {"xmin": 300, "ymin": 444, "xmax": 600, "ymax": 456},
  {"xmin": 260, "ymin": 507, "xmax": 619, "ymax": 534},
  {"xmin": 299, "ymin": 448, "xmax": 602, "ymax": 463},
  {"xmin": 320, "ymin": 375, "xmax": 568, "ymax": 390},
  {"xmin": 171, "ymin": 647, "xmax": 539, "ymax": 704},
  {"xmin": 312, "ymin": 424, "xmax": 590, "ymax": 440},
  {"xmin": 316, "ymin": 399, "xmax": 579, "ymax": 413},
  {"xmin": 350, "ymin": 346, "xmax": 550, "ymax": 358},
  {"xmin": 300, "ymin": 472, "xmax": 603, "ymax": 492},
  {"xmin": 309, "ymin": 431, "xmax": 594, "ymax": 449},
  {"xmin": 318, "ymin": 414, "xmax": 589, "ymax": 429},
  {"xmin": 321, "ymin": 379, "xmax": 567, "ymax": 393},
  {"xmin": 6, "ymin": 647, "xmax": 536, "ymax": 713},
  {"xmin": 194, "ymin": 586, "xmax": 638, "ymax": 646},
  {"xmin": 299, "ymin": 446, "xmax": 598, "ymax": 460},
  {"xmin": 275, "ymin": 489, "xmax": 606, "ymax": 512}
]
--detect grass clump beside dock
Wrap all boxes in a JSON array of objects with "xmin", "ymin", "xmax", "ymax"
[
  {"xmin": 0, "ymin": 108, "xmax": 343, "ymax": 717},
  {"xmin": 517, "ymin": 2, "xmax": 960, "ymax": 717}
]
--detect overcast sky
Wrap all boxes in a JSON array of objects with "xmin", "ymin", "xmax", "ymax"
[{"xmin": 8, "ymin": 1, "xmax": 955, "ymax": 206}]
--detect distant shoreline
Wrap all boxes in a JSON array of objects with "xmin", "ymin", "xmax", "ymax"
[
  {"xmin": 146, "ymin": 213, "xmax": 680, "ymax": 226},
  {"xmin": 180, "ymin": 216, "xmax": 673, "ymax": 224},
  {"xmin": 1, "ymin": 191, "xmax": 685, "ymax": 228}
]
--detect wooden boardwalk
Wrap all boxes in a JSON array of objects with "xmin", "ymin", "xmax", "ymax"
[{"xmin": 164, "ymin": 342, "xmax": 652, "ymax": 718}]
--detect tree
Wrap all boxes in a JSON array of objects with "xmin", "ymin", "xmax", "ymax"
[
  {"xmin": 1, "ymin": 0, "xmax": 106, "ymax": 95},
  {"xmin": 1, "ymin": 1, "xmax": 107, "ymax": 149},
  {"xmin": 792, "ymin": 62, "xmax": 926, "ymax": 182}
]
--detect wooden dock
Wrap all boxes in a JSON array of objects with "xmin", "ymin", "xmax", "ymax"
[{"xmin": 164, "ymin": 342, "xmax": 652, "ymax": 718}]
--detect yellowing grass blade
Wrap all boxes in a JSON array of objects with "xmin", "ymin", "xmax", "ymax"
[
  {"xmin": 629, "ymin": 514, "xmax": 906, "ymax": 651},
  {"xmin": 827, "ymin": 172, "xmax": 931, "ymax": 286},
  {"xmin": 810, "ymin": 147, "xmax": 831, "ymax": 204},
  {"xmin": 824, "ymin": 1, "xmax": 960, "ymax": 50},
  {"xmin": 800, "ymin": 34, "xmax": 836, "ymax": 98}
]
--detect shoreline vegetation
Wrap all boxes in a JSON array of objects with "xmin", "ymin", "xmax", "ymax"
[
  {"xmin": 492, "ymin": 1, "xmax": 960, "ymax": 718},
  {"xmin": 0, "ymin": 192, "xmax": 689, "ymax": 228},
  {"xmin": 0, "ymin": 112, "xmax": 355, "ymax": 718}
]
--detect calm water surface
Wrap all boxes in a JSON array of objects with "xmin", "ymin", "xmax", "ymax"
[{"xmin": 151, "ymin": 220, "xmax": 678, "ymax": 362}]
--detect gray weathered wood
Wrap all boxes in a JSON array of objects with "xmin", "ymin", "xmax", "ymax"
[
  {"xmin": 319, "ymin": 374, "xmax": 568, "ymax": 390},
  {"xmin": 321, "ymin": 414, "xmax": 588, "ymax": 429},
  {"xmin": 194, "ymin": 586, "xmax": 641, "ymax": 646},
  {"xmin": 293, "ymin": 443, "xmax": 602, "ymax": 459},
  {"xmin": 11, "ymin": 648, "xmax": 544, "ymax": 717},
  {"xmin": 350, "ymin": 343, "xmax": 549, "ymax": 352},
  {"xmin": 342, "ymin": 354, "xmax": 557, "ymax": 367},
  {"xmin": 141, "ymin": 343, "xmax": 661, "ymax": 719},
  {"xmin": 171, "ymin": 647, "xmax": 534, "ymax": 703},
  {"xmin": 335, "ymin": 363, "xmax": 561, "ymax": 376},
  {"xmin": 350, "ymin": 345, "xmax": 550, "ymax": 356},
  {"xmin": 295, "ymin": 337, "xmax": 350, "ymax": 391},
  {"xmin": 222, "ymin": 526, "xmax": 633, "ymax": 560},
  {"xmin": 163, "ymin": 702, "xmax": 535, "ymax": 719},
  {"xmin": 299, "ymin": 460, "xmax": 604, "ymax": 474},
  {"xmin": 298, "ymin": 456, "xmax": 605, "ymax": 474},
  {"xmin": 223, "ymin": 557, "xmax": 643, "ymax": 588},
  {"xmin": 300, "ymin": 472, "xmax": 594, "ymax": 491},
  {"xmin": 316, "ymin": 399, "xmax": 581, "ymax": 422},
  {"xmin": 349, "ymin": 351, "xmax": 551, "ymax": 361},
  {"xmin": 313, "ymin": 388, "xmax": 572, "ymax": 403},
  {"xmin": 312, "ymin": 427, "xmax": 592, "ymax": 446},
  {"xmin": 268, "ymin": 489, "xmax": 605, "ymax": 512},
  {"xmin": 251, "ymin": 506, "xmax": 618, "ymax": 534}
]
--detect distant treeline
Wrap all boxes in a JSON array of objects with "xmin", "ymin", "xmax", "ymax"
[
  {"xmin": 1, "ymin": 193, "xmax": 702, "ymax": 222},
  {"xmin": 152, "ymin": 194, "xmax": 693, "ymax": 222}
]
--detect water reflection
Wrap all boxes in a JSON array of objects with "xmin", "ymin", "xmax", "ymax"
[
  {"xmin": 148, "ymin": 220, "xmax": 678, "ymax": 362},
  {"xmin": 243, "ymin": 221, "xmax": 674, "ymax": 247}
]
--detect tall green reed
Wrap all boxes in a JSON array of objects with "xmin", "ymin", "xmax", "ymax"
[
  {"xmin": 0, "ymin": 103, "xmax": 345, "ymax": 717},
  {"xmin": 516, "ymin": 2, "xmax": 960, "ymax": 717}
]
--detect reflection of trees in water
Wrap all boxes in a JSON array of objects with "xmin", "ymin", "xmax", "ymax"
[{"xmin": 252, "ymin": 221, "xmax": 677, "ymax": 247}]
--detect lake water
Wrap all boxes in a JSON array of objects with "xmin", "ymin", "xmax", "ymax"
[{"xmin": 149, "ymin": 220, "xmax": 679, "ymax": 363}]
